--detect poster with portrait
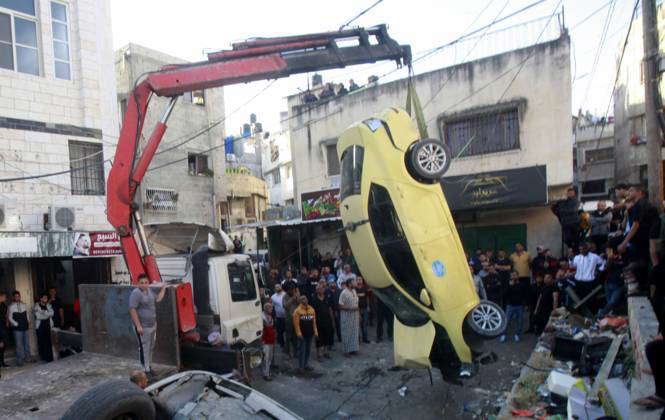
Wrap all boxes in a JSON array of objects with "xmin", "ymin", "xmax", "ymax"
[{"xmin": 73, "ymin": 232, "xmax": 122, "ymax": 258}]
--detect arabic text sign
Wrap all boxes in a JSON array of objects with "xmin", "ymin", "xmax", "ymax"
[
  {"xmin": 73, "ymin": 231, "xmax": 122, "ymax": 257},
  {"xmin": 441, "ymin": 165, "xmax": 547, "ymax": 211}
]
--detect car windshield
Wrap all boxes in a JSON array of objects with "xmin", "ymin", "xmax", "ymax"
[
  {"xmin": 368, "ymin": 183, "xmax": 428, "ymax": 305},
  {"xmin": 372, "ymin": 285, "xmax": 429, "ymax": 327},
  {"xmin": 227, "ymin": 262, "xmax": 257, "ymax": 302},
  {"xmin": 340, "ymin": 145, "xmax": 364, "ymax": 200}
]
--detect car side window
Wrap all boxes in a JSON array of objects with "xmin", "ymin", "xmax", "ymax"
[
  {"xmin": 227, "ymin": 263, "xmax": 257, "ymax": 302},
  {"xmin": 340, "ymin": 145, "xmax": 364, "ymax": 200},
  {"xmin": 372, "ymin": 285, "xmax": 429, "ymax": 327},
  {"xmin": 368, "ymin": 183, "xmax": 429, "ymax": 306}
]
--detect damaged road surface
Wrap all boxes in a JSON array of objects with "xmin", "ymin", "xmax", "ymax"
[
  {"xmin": 252, "ymin": 333, "xmax": 537, "ymax": 419},
  {"xmin": 0, "ymin": 352, "xmax": 170, "ymax": 420}
]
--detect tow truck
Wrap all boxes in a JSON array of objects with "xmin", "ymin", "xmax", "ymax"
[{"xmin": 81, "ymin": 25, "xmax": 412, "ymax": 376}]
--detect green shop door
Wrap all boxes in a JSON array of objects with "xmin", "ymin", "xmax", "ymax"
[{"xmin": 457, "ymin": 224, "xmax": 527, "ymax": 254}]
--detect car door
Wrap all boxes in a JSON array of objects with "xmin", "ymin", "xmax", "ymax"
[{"xmin": 215, "ymin": 257, "xmax": 263, "ymax": 345}]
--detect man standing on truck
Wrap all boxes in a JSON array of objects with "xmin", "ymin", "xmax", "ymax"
[{"xmin": 129, "ymin": 275, "xmax": 168, "ymax": 376}]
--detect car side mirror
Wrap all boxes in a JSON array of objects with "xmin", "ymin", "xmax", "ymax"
[{"xmin": 419, "ymin": 288, "xmax": 431, "ymax": 307}]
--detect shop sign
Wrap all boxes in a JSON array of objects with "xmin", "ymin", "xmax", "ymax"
[
  {"xmin": 441, "ymin": 165, "xmax": 547, "ymax": 211},
  {"xmin": 301, "ymin": 188, "xmax": 340, "ymax": 221},
  {"xmin": 73, "ymin": 231, "xmax": 123, "ymax": 257}
]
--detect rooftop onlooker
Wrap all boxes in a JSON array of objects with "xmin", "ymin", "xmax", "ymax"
[
  {"xmin": 349, "ymin": 79, "xmax": 359, "ymax": 91},
  {"xmin": 336, "ymin": 83, "xmax": 348, "ymax": 96},
  {"xmin": 318, "ymin": 83, "xmax": 336, "ymax": 100}
]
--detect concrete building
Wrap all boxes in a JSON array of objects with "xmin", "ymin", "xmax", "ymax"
[
  {"xmin": 614, "ymin": 2, "xmax": 665, "ymax": 187},
  {"xmin": 286, "ymin": 32, "xmax": 573, "ymax": 259},
  {"xmin": 0, "ymin": 0, "xmax": 117, "ymax": 348},
  {"xmin": 115, "ymin": 43, "xmax": 225, "ymax": 228},
  {"xmin": 573, "ymin": 114, "xmax": 615, "ymax": 202},
  {"xmin": 262, "ymin": 112, "xmax": 294, "ymax": 207}
]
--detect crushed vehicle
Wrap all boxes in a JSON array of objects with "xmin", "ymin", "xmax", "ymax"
[
  {"xmin": 337, "ymin": 108, "xmax": 507, "ymax": 382},
  {"xmin": 62, "ymin": 370, "xmax": 302, "ymax": 420}
]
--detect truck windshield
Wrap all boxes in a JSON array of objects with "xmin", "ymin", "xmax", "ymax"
[
  {"xmin": 340, "ymin": 145, "xmax": 364, "ymax": 200},
  {"xmin": 227, "ymin": 262, "xmax": 257, "ymax": 302},
  {"xmin": 368, "ymin": 183, "xmax": 428, "ymax": 305}
]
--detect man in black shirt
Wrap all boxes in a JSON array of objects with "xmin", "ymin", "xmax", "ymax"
[
  {"xmin": 500, "ymin": 272, "xmax": 527, "ymax": 343},
  {"xmin": 533, "ymin": 274, "xmax": 559, "ymax": 335},
  {"xmin": 48, "ymin": 287, "xmax": 64, "ymax": 329},
  {"xmin": 356, "ymin": 277, "xmax": 370, "ymax": 344},
  {"xmin": 619, "ymin": 185, "xmax": 659, "ymax": 293},
  {"xmin": 494, "ymin": 250, "xmax": 512, "ymax": 301},
  {"xmin": 482, "ymin": 265, "xmax": 503, "ymax": 306},
  {"xmin": 552, "ymin": 188, "xmax": 581, "ymax": 252}
]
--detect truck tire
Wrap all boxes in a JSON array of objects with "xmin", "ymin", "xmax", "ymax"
[{"xmin": 61, "ymin": 379, "xmax": 155, "ymax": 420}]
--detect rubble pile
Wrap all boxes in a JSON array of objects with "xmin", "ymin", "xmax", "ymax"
[{"xmin": 498, "ymin": 307, "xmax": 633, "ymax": 419}]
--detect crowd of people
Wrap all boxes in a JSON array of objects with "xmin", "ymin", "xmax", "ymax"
[
  {"xmin": 300, "ymin": 77, "xmax": 374, "ymax": 104},
  {"xmin": 0, "ymin": 287, "xmax": 77, "ymax": 377},
  {"xmin": 258, "ymin": 248, "xmax": 393, "ymax": 380}
]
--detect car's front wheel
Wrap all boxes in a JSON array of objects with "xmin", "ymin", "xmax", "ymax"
[
  {"xmin": 408, "ymin": 139, "xmax": 451, "ymax": 181},
  {"xmin": 465, "ymin": 300, "xmax": 507, "ymax": 338}
]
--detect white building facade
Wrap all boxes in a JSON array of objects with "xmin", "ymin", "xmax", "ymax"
[
  {"xmin": 0, "ymin": 0, "xmax": 118, "ymax": 333},
  {"xmin": 288, "ymin": 34, "xmax": 573, "ymax": 257}
]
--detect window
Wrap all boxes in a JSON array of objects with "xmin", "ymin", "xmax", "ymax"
[
  {"xmin": 192, "ymin": 90, "xmax": 205, "ymax": 106},
  {"xmin": 368, "ymin": 183, "xmax": 428, "ymax": 305},
  {"xmin": 272, "ymin": 168, "xmax": 281, "ymax": 185},
  {"xmin": 227, "ymin": 262, "xmax": 257, "ymax": 302},
  {"xmin": 51, "ymin": 2, "xmax": 69, "ymax": 79},
  {"xmin": 0, "ymin": 0, "xmax": 40, "ymax": 75},
  {"xmin": 581, "ymin": 180, "xmax": 606, "ymax": 195},
  {"xmin": 285, "ymin": 164, "xmax": 292, "ymax": 179},
  {"xmin": 69, "ymin": 141, "xmax": 105, "ymax": 195},
  {"xmin": 372, "ymin": 286, "xmax": 429, "ymax": 327},
  {"xmin": 270, "ymin": 141, "xmax": 279, "ymax": 162},
  {"xmin": 440, "ymin": 107, "xmax": 520, "ymax": 158},
  {"xmin": 245, "ymin": 197, "xmax": 256, "ymax": 218},
  {"xmin": 326, "ymin": 143, "xmax": 340, "ymax": 176},
  {"xmin": 585, "ymin": 147, "xmax": 614, "ymax": 164},
  {"xmin": 340, "ymin": 145, "xmax": 364, "ymax": 200},
  {"xmin": 181, "ymin": 90, "xmax": 205, "ymax": 105},
  {"xmin": 145, "ymin": 187, "xmax": 178, "ymax": 212},
  {"xmin": 187, "ymin": 153, "xmax": 210, "ymax": 176}
]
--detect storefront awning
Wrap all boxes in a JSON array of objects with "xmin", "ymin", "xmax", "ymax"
[{"xmin": 232, "ymin": 216, "xmax": 341, "ymax": 230}]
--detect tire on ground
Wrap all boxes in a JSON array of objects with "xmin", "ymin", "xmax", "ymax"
[
  {"xmin": 61, "ymin": 379, "xmax": 155, "ymax": 420},
  {"xmin": 465, "ymin": 300, "xmax": 507, "ymax": 339}
]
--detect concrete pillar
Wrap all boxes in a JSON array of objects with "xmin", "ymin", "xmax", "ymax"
[{"xmin": 13, "ymin": 259, "xmax": 37, "ymax": 356}]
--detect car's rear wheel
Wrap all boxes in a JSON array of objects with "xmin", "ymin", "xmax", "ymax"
[
  {"xmin": 465, "ymin": 300, "xmax": 507, "ymax": 338},
  {"xmin": 409, "ymin": 139, "xmax": 451, "ymax": 180}
]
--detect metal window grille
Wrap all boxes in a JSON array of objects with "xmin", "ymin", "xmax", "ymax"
[
  {"xmin": 69, "ymin": 140, "xmax": 105, "ymax": 195},
  {"xmin": 441, "ymin": 108, "xmax": 520, "ymax": 158},
  {"xmin": 145, "ymin": 187, "xmax": 178, "ymax": 212}
]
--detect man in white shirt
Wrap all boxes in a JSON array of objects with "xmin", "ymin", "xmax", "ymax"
[
  {"xmin": 569, "ymin": 242, "xmax": 605, "ymax": 300},
  {"xmin": 337, "ymin": 264, "xmax": 357, "ymax": 289},
  {"xmin": 8, "ymin": 291, "xmax": 32, "ymax": 366},
  {"xmin": 270, "ymin": 284, "xmax": 286, "ymax": 349}
]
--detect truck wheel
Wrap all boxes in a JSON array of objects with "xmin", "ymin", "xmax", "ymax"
[
  {"xmin": 465, "ymin": 300, "xmax": 507, "ymax": 338},
  {"xmin": 61, "ymin": 379, "xmax": 155, "ymax": 420},
  {"xmin": 408, "ymin": 139, "xmax": 451, "ymax": 181}
]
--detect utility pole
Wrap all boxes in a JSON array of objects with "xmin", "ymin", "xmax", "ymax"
[{"xmin": 642, "ymin": 0, "xmax": 664, "ymax": 204}]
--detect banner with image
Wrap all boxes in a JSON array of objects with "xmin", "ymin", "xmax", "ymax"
[{"xmin": 73, "ymin": 231, "xmax": 122, "ymax": 257}]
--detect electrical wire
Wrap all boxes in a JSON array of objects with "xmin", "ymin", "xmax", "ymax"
[
  {"xmin": 593, "ymin": 0, "xmax": 641, "ymax": 148},
  {"xmin": 339, "ymin": 0, "xmax": 384, "ymax": 31},
  {"xmin": 0, "ymin": 158, "xmax": 112, "ymax": 182},
  {"xmin": 569, "ymin": 0, "xmax": 614, "ymax": 31}
]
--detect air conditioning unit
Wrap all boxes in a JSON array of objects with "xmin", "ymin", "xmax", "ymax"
[{"xmin": 50, "ymin": 206, "xmax": 76, "ymax": 231}]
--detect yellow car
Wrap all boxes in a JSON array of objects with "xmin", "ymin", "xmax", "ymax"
[{"xmin": 337, "ymin": 108, "xmax": 506, "ymax": 382}]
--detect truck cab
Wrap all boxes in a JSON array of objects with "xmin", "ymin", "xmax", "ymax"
[{"xmin": 156, "ymin": 250, "xmax": 263, "ymax": 348}]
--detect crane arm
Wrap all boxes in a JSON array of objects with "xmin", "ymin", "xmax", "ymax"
[{"xmin": 107, "ymin": 24, "xmax": 411, "ymax": 285}]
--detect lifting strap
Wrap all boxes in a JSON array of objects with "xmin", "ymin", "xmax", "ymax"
[{"xmin": 405, "ymin": 66, "xmax": 429, "ymax": 139}]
